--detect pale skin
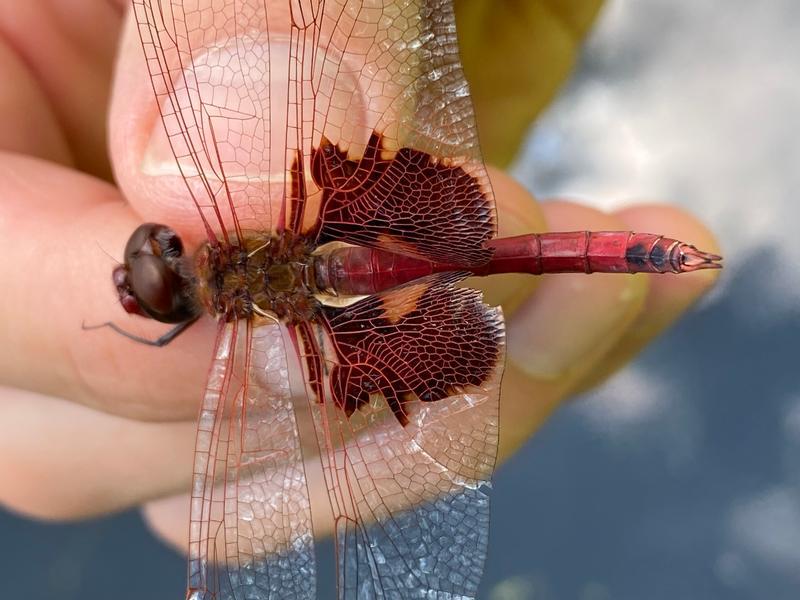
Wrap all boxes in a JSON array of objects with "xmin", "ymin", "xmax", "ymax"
[{"xmin": 0, "ymin": 1, "xmax": 719, "ymax": 553}]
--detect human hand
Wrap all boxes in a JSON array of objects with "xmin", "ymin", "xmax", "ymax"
[{"xmin": 0, "ymin": 0, "xmax": 719, "ymax": 559}]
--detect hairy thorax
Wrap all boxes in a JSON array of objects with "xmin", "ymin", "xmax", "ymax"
[{"xmin": 194, "ymin": 231, "xmax": 321, "ymax": 324}]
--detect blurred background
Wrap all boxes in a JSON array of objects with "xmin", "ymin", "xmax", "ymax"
[{"xmin": 2, "ymin": 0, "xmax": 797, "ymax": 598}]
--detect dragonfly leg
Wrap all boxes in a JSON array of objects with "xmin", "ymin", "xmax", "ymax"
[{"xmin": 82, "ymin": 317, "xmax": 200, "ymax": 347}]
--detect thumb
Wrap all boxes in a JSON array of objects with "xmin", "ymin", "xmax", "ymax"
[{"xmin": 109, "ymin": 8, "xmax": 285, "ymax": 248}]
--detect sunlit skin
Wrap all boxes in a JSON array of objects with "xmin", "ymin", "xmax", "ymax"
[{"xmin": 0, "ymin": 0, "xmax": 719, "ymax": 570}]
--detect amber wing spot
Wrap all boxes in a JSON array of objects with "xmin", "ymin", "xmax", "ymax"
[
  {"xmin": 321, "ymin": 273, "xmax": 503, "ymax": 426},
  {"xmin": 380, "ymin": 281, "xmax": 428, "ymax": 325}
]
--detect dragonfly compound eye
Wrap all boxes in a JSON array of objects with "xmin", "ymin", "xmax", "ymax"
[
  {"xmin": 127, "ymin": 254, "xmax": 184, "ymax": 320},
  {"xmin": 119, "ymin": 223, "xmax": 198, "ymax": 323},
  {"xmin": 124, "ymin": 223, "xmax": 185, "ymax": 262}
]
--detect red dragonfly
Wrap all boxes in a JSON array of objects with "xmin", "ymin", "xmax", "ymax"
[{"xmin": 102, "ymin": 1, "xmax": 721, "ymax": 598}]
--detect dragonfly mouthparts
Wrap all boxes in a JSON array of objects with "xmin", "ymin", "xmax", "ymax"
[{"xmin": 678, "ymin": 243, "xmax": 723, "ymax": 272}]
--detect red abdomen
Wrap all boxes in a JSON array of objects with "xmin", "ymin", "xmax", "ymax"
[{"xmin": 313, "ymin": 231, "xmax": 721, "ymax": 296}]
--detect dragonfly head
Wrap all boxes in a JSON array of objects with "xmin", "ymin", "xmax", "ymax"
[{"xmin": 114, "ymin": 223, "xmax": 200, "ymax": 324}]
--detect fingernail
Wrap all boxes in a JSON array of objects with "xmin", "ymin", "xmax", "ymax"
[
  {"xmin": 507, "ymin": 273, "xmax": 647, "ymax": 380},
  {"xmin": 140, "ymin": 37, "xmax": 292, "ymax": 178}
]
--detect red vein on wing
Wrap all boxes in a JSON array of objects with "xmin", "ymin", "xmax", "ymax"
[
  {"xmin": 135, "ymin": 1, "xmax": 226, "ymax": 245},
  {"xmin": 206, "ymin": 116, "xmax": 244, "ymax": 243},
  {"xmin": 321, "ymin": 315, "xmax": 429, "ymax": 594}
]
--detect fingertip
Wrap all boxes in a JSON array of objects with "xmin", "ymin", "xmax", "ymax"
[
  {"xmin": 615, "ymin": 203, "xmax": 720, "ymax": 248},
  {"xmin": 572, "ymin": 202, "xmax": 723, "ymax": 393},
  {"xmin": 614, "ymin": 203, "xmax": 722, "ymax": 330},
  {"xmin": 487, "ymin": 167, "xmax": 546, "ymax": 236},
  {"xmin": 142, "ymin": 494, "xmax": 189, "ymax": 554},
  {"xmin": 506, "ymin": 200, "xmax": 649, "ymax": 380},
  {"xmin": 109, "ymin": 11, "xmax": 285, "ymax": 247},
  {"xmin": 498, "ymin": 201, "xmax": 650, "ymax": 458},
  {"xmin": 109, "ymin": 14, "xmax": 208, "ymax": 245}
]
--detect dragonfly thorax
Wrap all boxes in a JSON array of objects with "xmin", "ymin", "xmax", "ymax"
[{"xmin": 195, "ymin": 231, "xmax": 321, "ymax": 324}]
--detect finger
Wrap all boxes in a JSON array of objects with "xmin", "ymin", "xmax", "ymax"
[
  {"xmin": 0, "ymin": 0, "xmax": 123, "ymax": 177},
  {"xmin": 0, "ymin": 37, "xmax": 72, "ymax": 163},
  {"xmin": 498, "ymin": 201, "xmax": 649, "ymax": 460},
  {"xmin": 0, "ymin": 153, "xmax": 212, "ymax": 421},
  {"xmin": 0, "ymin": 386, "xmax": 194, "ymax": 520},
  {"xmin": 470, "ymin": 166, "xmax": 545, "ymax": 311},
  {"xmin": 142, "ymin": 493, "xmax": 188, "ymax": 554},
  {"xmin": 572, "ymin": 203, "xmax": 722, "ymax": 393}
]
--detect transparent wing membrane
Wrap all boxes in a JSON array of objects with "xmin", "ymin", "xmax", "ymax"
[
  {"xmin": 302, "ymin": 274, "xmax": 503, "ymax": 598},
  {"xmin": 134, "ymin": 0, "xmax": 283, "ymax": 238},
  {"xmin": 187, "ymin": 322, "xmax": 315, "ymax": 599}
]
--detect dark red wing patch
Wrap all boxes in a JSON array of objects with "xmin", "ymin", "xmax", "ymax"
[
  {"xmin": 312, "ymin": 132, "xmax": 495, "ymax": 266},
  {"xmin": 288, "ymin": 150, "xmax": 307, "ymax": 235},
  {"xmin": 320, "ymin": 273, "xmax": 503, "ymax": 425}
]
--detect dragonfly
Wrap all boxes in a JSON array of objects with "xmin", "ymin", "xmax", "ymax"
[{"xmin": 100, "ymin": 1, "xmax": 721, "ymax": 598}]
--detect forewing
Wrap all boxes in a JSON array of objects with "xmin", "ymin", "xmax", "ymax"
[
  {"xmin": 133, "ymin": 0, "xmax": 496, "ymax": 256},
  {"xmin": 290, "ymin": 0, "xmax": 496, "ymax": 264},
  {"xmin": 302, "ymin": 273, "xmax": 504, "ymax": 598},
  {"xmin": 188, "ymin": 321, "xmax": 314, "ymax": 599}
]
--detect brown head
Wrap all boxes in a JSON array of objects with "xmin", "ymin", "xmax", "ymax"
[{"xmin": 114, "ymin": 223, "xmax": 200, "ymax": 324}]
